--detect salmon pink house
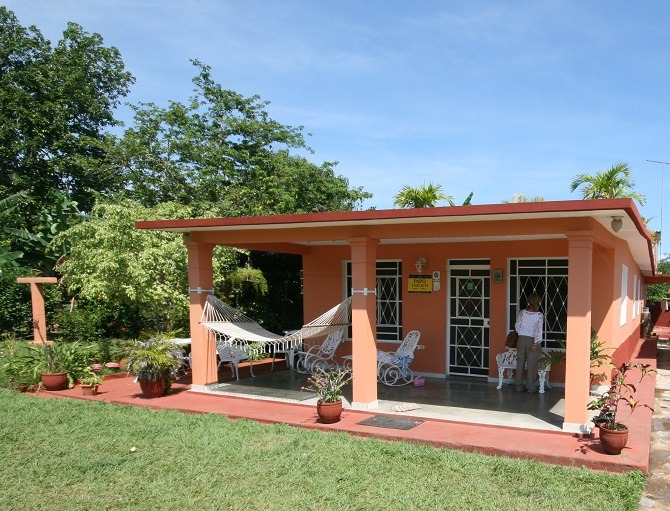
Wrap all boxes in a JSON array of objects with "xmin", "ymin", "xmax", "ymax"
[{"xmin": 136, "ymin": 198, "xmax": 662, "ymax": 433}]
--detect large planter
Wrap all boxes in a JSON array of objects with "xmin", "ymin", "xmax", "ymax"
[
  {"xmin": 139, "ymin": 378, "xmax": 167, "ymax": 398},
  {"xmin": 599, "ymin": 424, "xmax": 629, "ymax": 455},
  {"xmin": 317, "ymin": 399, "xmax": 343, "ymax": 424},
  {"xmin": 41, "ymin": 372, "xmax": 68, "ymax": 391}
]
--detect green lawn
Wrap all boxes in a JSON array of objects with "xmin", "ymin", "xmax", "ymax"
[{"xmin": 0, "ymin": 389, "xmax": 644, "ymax": 511}]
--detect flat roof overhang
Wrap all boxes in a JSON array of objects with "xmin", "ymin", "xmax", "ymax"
[{"xmin": 136, "ymin": 198, "xmax": 660, "ymax": 276}]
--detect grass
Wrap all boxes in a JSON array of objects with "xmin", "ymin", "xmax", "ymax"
[{"xmin": 0, "ymin": 389, "xmax": 644, "ymax": 511}]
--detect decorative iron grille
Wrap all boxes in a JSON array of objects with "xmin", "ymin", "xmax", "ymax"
[
  {"xmin": 508, "ymin": 258, "xmax": 568, "ymax": 350},
  {"xmin": 345, "ymin": 261, "xmax": 402, "ymax": 341},
  {"xmin": 448, "ymin": 261, "xmax": 490, "ymax": 377}
]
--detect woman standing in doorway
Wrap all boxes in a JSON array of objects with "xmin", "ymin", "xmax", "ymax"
[{"xmin": 514, "ymin": 292, "xmax": 544, "ymax": 393}]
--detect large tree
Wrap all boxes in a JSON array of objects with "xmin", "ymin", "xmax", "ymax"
[
  {"xmin": 119, "ymin": 60, "xmax": 370, "ymax": 215},
  {"xmin": 0, "ymin": 8, "xmax": 134, "ymax": 210},
  {"xmin": 0, "ymin": 7, "xmax": 134, "ymax": 271},
  {"xmin": 570, "ymin": 162, "xmax": 645, "ymax": 205}
]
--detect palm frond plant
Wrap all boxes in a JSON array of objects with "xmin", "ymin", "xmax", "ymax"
[
  {"xmin": 124, "ymin": 335, "xmax": 183, "ymax": 397},
  {"xmin": 393, "ymin": 183, "xmax": 454, "ymax": 208},
  {"xmin": 570, "ymin": 162, "xmax": 645, "ymax": 206}
]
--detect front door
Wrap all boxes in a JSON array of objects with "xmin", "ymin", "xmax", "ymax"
[{"xmin": 448, "ymin": 261, "xmax": 490, "ymax": 377}]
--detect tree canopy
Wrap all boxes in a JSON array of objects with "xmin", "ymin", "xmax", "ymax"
[
  {"xmin": 117, "ymin": 60, "xmax": 370, "ymax": 215},
  {"xmin": 0, "ymin": 7, "xmax": 134, "ymax": 213}
]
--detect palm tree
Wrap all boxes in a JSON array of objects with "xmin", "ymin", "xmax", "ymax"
[
  {"xmin": 502, "ymin": 194, "xmax": 545, "ymax": 203},
  {"xmin": 570, "ymin": 162, "xmax": 645, "ymax": 205},
  {"xmin": 393, "ymin": 183, "xmax": 454, "ymax": 208}
]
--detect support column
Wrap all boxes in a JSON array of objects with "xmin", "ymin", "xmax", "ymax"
[
  {"xmin": 563, "ymin": 231, "xmax": 594, "ymax": 432},
  {"xmin": 348, "ymin": 237, "xmax": 379, "ymax": 409},
  {"xmin": 185, "ymin": 239, "xmax": 217, "ymax": 390},
  {"xmin": 16, "ymin": 277, "xmax": 57, "ymax": 344}
]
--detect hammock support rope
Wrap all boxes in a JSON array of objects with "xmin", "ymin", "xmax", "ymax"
[{"xmin": 200, "ymin": 294, "xmax": 352, "ymax": 350}]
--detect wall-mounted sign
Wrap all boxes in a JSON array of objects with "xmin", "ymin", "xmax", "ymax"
[
  {"xmin": 492, "ymin": 269, "xmax": 503, "ymax": 284},
  {"xmin": 408, "ymin": 274, "xmax": 432, "ymax": 293}
]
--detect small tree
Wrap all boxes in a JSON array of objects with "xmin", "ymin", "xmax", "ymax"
[
  {"xmin": 570, "ymin": 162, "xmax": 645, "ymax": 206},
  {"xmin": 394, "ymin": 183, "xmax": 454, "ymax": 208},
  {"xmin": 54, "ymin": 200, "xmax": 193, "ymax": 332}
]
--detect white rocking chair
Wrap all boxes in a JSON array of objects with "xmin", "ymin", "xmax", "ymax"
[
  {"xmin": 216, "ymin": 340, "xmax": 254, "ymax": 381},
  {"xmin": 376, "ymin": 330, "xmax": 421, "ymax": 386},
  {"xmin": 294, "ymin": 329, "xmax": 345, "ymax": 374}
]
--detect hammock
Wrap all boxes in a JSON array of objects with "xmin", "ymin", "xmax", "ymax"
[{"xmin": 200, "ymin": 294, "xmax": 351, "ymax": 350}]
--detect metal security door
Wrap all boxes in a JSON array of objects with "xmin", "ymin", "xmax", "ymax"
[{"xmin": 448, "ymin": 262, "xmax": 490, "ymax": 377}]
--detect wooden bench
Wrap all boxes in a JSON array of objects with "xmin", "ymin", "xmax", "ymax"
[{"xmin": 495, "ymin": 348, "xmax": 552, "ymax": 393}]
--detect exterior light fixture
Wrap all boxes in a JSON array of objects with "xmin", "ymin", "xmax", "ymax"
[
  {"xmin": 611, "ymin": 216, "xmax": 623, "ymax": 233},
  {"xmin": 415, "ymin": 257, "xmax": 427, "ymax": 273}
]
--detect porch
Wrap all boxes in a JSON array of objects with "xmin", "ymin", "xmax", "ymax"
[
  {"xmin": 206, "ymin": 369, "xmax": 568, "ymax": 431},
  {"xmin": 38, "ymin": 337, "xmax": 658, "ymax": 474}
]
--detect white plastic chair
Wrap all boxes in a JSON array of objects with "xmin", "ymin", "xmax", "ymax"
[
  {"xmin": 216, "ymin": 339, "xmax": 254, "ymax": 380},
  {"xmin": 376, "ymin": 330, "xmax": 421, "ymax": 386},
  {"xmin": 294, "ymin": 329, "xmax": 345, "ymax": 374}
]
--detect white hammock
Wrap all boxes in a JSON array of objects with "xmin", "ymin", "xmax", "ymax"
[{"xmin": 200, "ymin": 294, "xmax": 351, "ymax": 350}]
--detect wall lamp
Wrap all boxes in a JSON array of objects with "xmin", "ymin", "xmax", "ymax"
[
  {"xmin": 611, "ymin": 216, "xmax": 623, "ymax": 233},
  {"xmin": 415, "ymin": 257, "xmax": 427, "ymax": 273}
]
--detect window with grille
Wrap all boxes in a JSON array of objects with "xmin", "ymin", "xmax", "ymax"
[
  {"xmin": 508, "ymin": 259, "xmax": 568, "ymax": 350},
  {"xmin": 345, "ymin": 261, "xmax": 402, "ymax": 341}
]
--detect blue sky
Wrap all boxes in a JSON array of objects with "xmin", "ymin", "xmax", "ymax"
[{"xmin": 5, "ymin": 1, "xmax": 670, "ymax": 240}]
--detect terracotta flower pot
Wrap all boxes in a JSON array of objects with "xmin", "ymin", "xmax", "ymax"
[
  {"xmin": 81, "ymin": 384, "xmax": 98, "ymax": 396},
  {"xmin": 317, "ymin": 399, "xmax": 343, "ymax": 424},
  {"xmin": 599, "ymin": 424, "xmax": 629, "ymax": 455},
  {"xmin": 139, "ymin": 378, "xmax": 167, "ymax": 398},
  {"xmin": 41, "ymin": 372, "xmax": 68, "ymax": 391}
]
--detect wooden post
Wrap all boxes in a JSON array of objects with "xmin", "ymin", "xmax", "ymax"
[{"xmin": 16, "ymin": 277, "xmax": 58, "ymax": 344}]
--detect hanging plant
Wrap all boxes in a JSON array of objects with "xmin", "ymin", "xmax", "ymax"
[{"xmin": 228, "ymin": 265, "xmax": 268, "ymax": 295}]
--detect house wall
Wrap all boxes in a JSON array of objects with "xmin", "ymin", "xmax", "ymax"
[
  {"xmin": 302, "ymin": 230, "xmax": 646, "ymax": 382},
  {"xmin": 609, "ymin": 237, "xmax": 645, "ymax": 366},
  {"xmin": 302, "ymin": 238, "xmax": 569, "ymax": 378}
]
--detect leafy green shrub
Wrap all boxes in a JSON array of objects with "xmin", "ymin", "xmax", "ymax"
[
  {"xmin": 0, "ymin": 334, "xmax": 41, "ymax": 390},
  {"xmin": 53, "ymin": 307, "xmax": 103, "ymax": 344},
  {"xmin": 247, "ymin": 342, "xmax": 268, "ymax": 361},
  {"xmin": 647, "ymin": 258, "xmax": 670, "ymax": 302}
]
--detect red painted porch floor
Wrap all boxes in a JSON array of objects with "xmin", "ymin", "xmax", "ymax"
[{"xmin": 35, "ymin": 338, "xmax": 660, "ymax": 475}]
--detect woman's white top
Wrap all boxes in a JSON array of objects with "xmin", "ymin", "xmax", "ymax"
[{"xmin": 515, "ymin": 309, "xmax": 544, "ymax": 344}]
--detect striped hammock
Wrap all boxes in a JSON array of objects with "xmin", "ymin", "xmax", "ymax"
[{"xmin": 200, "ymin": 294, "xmax": 351, "ymax": 350}]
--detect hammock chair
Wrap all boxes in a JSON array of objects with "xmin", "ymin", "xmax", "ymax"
[{"xmin": 200, "ymin": 294, "xmax": 352, "ymax": 352}]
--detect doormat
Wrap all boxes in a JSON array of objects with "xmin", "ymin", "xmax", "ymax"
[{"xmin": 357, "ymin": 415, "xmax": 424, "ymax": 430}]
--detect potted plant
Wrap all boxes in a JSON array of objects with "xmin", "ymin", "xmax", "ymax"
[
  {"xmin": 80, "ymin": 372, "xmax": 104, "ymax": 396},
  {"xmin": 22, "ymin": 341, "xmax": 91, "ymax": 391},
  {"xmin": 588, "ymin": 361, "xmax": 655, "ymax": 455},
  {"xmin": 301, "ymin": 367, "xmax": 352, "ymax": 424},
  {"xmin": 124, "ymin": 335, "xmax": 183, "ymax": 398}
]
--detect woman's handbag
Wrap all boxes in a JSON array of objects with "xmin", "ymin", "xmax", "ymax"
[{"xmin": 505, "ymin": 330, "xmax": 518, "ymax": 348}]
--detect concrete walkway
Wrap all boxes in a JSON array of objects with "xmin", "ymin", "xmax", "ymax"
[
  {"xmin": 35, "ymin": 338, "xmax": 659, "ymax": 476},
  {"xmin": 639, "ymin": 336, "xmax": 670, "ymax": 510}
]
